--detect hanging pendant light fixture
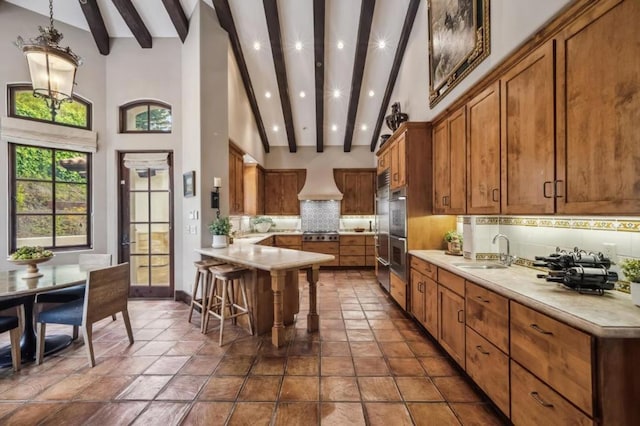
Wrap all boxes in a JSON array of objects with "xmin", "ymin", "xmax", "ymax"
[{"xmin": 15, "ymin": 0, "xmax": 82, "ymax": 120}]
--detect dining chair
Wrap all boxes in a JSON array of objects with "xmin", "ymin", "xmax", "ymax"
[
  {"xmin": 35, "ymin": 263, "xmax": 134, "ymax": 367},
  {"xmin": 34, "ymin": 253, "xmax": 113, "ymax": 339},
  {"xmin": 0, "ymin": 303, "xmax": 24, "ymax": 372}
]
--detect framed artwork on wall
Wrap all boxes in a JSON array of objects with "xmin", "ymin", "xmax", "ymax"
[
  {"xmin": 428, "ymin": 0, "xmax": 491, "ymax": 108},
  {"xmin": 183, "ymin": 171, "xmax": 195, "ymax": 197}
]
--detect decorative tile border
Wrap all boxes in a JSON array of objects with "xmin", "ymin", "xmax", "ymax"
[{"xmin": 462, "ymin": 216, "xmax": 640, "ymax": 233}]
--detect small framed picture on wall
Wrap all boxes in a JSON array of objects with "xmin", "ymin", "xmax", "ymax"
[{"xmin": 183, "ymin": 171, "xmax": 195, "ymax": 197}]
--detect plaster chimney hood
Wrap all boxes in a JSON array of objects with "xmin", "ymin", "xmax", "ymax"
[{"xmin": 297, "ymin": 167, "xmax": 343, "ymax": 201}]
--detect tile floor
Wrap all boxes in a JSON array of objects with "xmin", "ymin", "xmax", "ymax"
[{"xmin": 0, "ymin": 269, "xmax": 505, "ymax": 425}]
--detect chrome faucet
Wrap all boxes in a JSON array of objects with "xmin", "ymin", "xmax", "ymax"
[{"xmin": 492, "ymin": 233, "xmax": 516, "ymax": 266}]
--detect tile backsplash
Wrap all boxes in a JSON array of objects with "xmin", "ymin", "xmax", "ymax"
[{"xmin": 300, "ymin": 200, "xmax": 340, "ymax": 231}]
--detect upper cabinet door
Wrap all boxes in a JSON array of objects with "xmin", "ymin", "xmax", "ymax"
[
  {"xmin": 433, "ymin": 106, "xmax": 466, "ymax": 214},
  {"xmin": 467, "ymin": 82, "xmax": 501, "ymax": 214},
  {"xmin": 433, "ymin": 119, "xmax": 449, "ymax": 213},
  {"xmin": 555, "ymin": 0, "xmax": 640, "ymax": 214},
  {"xmin": 500, "ymin": 40, "xmax": 556, "ymax": 214}
]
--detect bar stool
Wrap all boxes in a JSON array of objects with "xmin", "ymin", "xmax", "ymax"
[
  {"xmin": 188, "ymin": 259, "xmax": 226, "ymax": 332},
  {"xmin": 203, "ymin": 265, "xmax": 253, "ymax": 345}
]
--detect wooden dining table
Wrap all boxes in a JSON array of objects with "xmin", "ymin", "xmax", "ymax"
[{"xmin": 0, "ymin": 264, "xmax": 88, "ymax": 367}]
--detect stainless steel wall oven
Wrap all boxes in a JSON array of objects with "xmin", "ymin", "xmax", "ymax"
[{"xmin": 375, "ymin": 170, "xmax": 390, "ymax": 291}]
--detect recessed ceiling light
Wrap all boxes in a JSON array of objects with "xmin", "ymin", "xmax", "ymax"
[
  {"xmin": 253, "ymin": 41, "xmax": 261, "ymax": 50},
  {"xmin": 331, "ymin": 124, "xmax": 338, "ymax": 132},
  {"xmin": 333, "ymin": 89, "xmax": 341, "ymax": 98},
  {"xmin": 265, "ymin": 91, "xmax": 272, "ymax": 98},
  {"xmin": 368, "ymin": 90, "xmax": 375, "ymax": 97},
  {"xmin": 337, "ymin": 40, "xmax": 344, "ymax": 49},
  {"xmin": 295, "ymin": 41, "xmax": 303, "ymax": 50},
  {"xmin": 272, "ymin": 125, "xmax": 279, "ymax": 132},
  {"xmin": 377, "ymin": 39, "xmax": 386, "ymax": 49},
  {"xmin": 299, "ymin": 91, "xmax": 306, "ymax": 98},
  {"xmin": 361, "ymin": 124, "xmax": 368, "ymax": 131}
]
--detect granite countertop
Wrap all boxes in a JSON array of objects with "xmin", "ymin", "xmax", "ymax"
[
  {"xmin": 410, "ymin": 250, "xmax": 640, "ymax": 338},
  {"xmin": 197, "ymin": 244, "xmax": 334, "ymax": 271}
]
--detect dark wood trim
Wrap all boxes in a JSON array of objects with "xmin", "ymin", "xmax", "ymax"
[
  {"xmin": 79, "ymin": 0, "xmax": 110, "ymax": 55},
  {"xmin": 313, "ymin": 0, "xmax": 325, "ymax": 153},
  {"xmin": 370, "ymin": 0, "xmax": 420, "ymax": 152},
  {"xmin": 343, "ymin": 0, "xmax": 376, "ymax": 153},
  {"xmin": 111, "ymin": 0, "xmax": 152, "ymax": 48},
  {"xmin": 119, "ymin": 100, "xmax": 172, "ymax": 133},
  {"xmin": 174, "ymin": 290, "xmax": 191, "ymax": 304},
  {"xmin": 212, "ymin": 0, "xmax": 270, "ymax": 153},
  {"xmin": 161, "ymin": 0, "xmax": 189, "ymax": 43},
  {"xmin": 263, "ymin": 0, "xmax": 297, "ymax": 153}
]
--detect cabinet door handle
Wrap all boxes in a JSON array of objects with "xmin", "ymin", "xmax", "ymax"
[
  {"xmin": 530, "ymin": 323, "xmax": 553, "ymax": 335},
  {"xmin": 457, "ymin": 309, "xmax": 464, "ymax": 323},
  {"xmin": 554, "ymin": 180, "xmax": 564, "ymax": 198},
  {"xmin": 491, "ymin": 188, "xmax": 499, "ymax": 202},
  {"xmin": 530, "ymin": 391, "xmax": 554, "ymax": 408},
  {"xmin": 442, "ymin": 196, "xmax": 449, "ymax": 206},
  {"xmin": 393, "ymin": 172, "xmax": 399, "ymax": 181},
  {"xmin": 543, "ymin": 181, "xmax": 553, "ymax": 199},
  {"xmin": 475, "ymin": 295, "xmax": 489, "ymax": 303},
  {"xmin": 475, "ymin": 345, "xmax": 490, "ymax": 355}
]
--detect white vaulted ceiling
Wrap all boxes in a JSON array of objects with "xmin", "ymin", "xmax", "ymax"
[{"xmin": 7, "ymin": 0, "xmax": 417, "ymax": 152}]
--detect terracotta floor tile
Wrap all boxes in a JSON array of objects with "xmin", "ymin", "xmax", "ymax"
[
  {"xmin": 289, "ymin": 341, "xmax": 320, "ymax": 356},
  {"xmin": 112, "ymin": 356, "xmax": 159, "ymax": 375},
  {"xmin": 156, "ymin": 375, "xmax": 208, "ymax": 400},
  {"xmin": 84, "ymin": 401, "xmax": 149, "ymax": 426},
  {"xmin": 133, "ymin": 328, "xmax": 164, "ymax": 341},
  {"xmin": 280, "ymin": 376, "xmax": 319, "ymax": 401},
  {"xmin": 361, "ymin": 303, "xmax": 384, "ymax": 311},
  {"xmin": 358, "ymin": 377, "xmax": 402, "ymax": 401},
  {"xmin": 353, "ymin": 357, "xmax": 390, "ymax": 376},
  {"xmin": 341, "ymin": 311, "xmax": 366, "ymax": 320},
  {"xmin": 364, "ymin": 402, "xmax": 413, "ymax": 426},
  {"xmin": 197, "ymin": 342, "xmax": 229, "ymax": 356},
  {"xmin": 286, "ymin": 356, "xmax": 319, "ymax": 375},
  {"xmin": 321, "ymin": 402, "xmax": 366, "ymax": 425},
  {"xmin": 349, "ymin": 341, "xmax": 382, "ymax": 357},
  {"xmin": 40, "ymin": 402, "xmax": 105, "ymax": 425},
  {"xmin": 0, "ymin": 402, "xmax": 62, "ymax": 425},
  {"xmin": 116, "ymin": 375, "xmax": 172, "ymax": 400},
  {"xmin": 449, "ymin": 403, "xmax": 505, "ymax": 426},
  {"xmin": 341, "ymin": 304, "xmax": 362, "ymax": 311},
  {"xmin": 320, "ymin": 310, "xmax": 343, "ymax": 319},
  {"xmin": 320, "ymin": 377, "xmax": 360, "ymax": 401},
  {"xmin": 399, "ymin": 329, "xmax": 427, "ymax": 341},
  {"xmin": 364, "ymin": 311, "xmax": 389, "ymax": 320},
  {"xmin": 344, "ymin": 319, "xmax": 370, "ymax": 330},
  {"xmin": 379, "ymin": 341, "xmax": 415, "ymax": 358},
  {"xmin": 407, "ymin": 339, "xmax": 441, "ymax": 356},
  {"xmin": 319, "ymin": 329, "xmax": 348, "ymax": 342},
  {"xmin": 418, "ymin": 356, "xmax": 460, "ymax": 376},
  {"xmin": 407, "ymin": 402, "xmax": 461, "ymax": 425},
  {"xmin": 134, "ymin": 340, "xmax": 176, "ymax": 356},
  {"xmin": 34, "ymin": 374, "xmax": 96, "ymax": 400},
  {"xmin": 165, "ymin": 341, "xmax": 204, "ymax": 356},
  {"xmin": 226, "ymin": 339, "xmax": 262, "ymax": 356},
  {"xmin": 238, "ymin": 375, "xmax": 282, "ymax": 401},
  {"xmin": 251, "ymin": 356, "xmax": 286, "ymax": 375},
  {"xmin": 321, "ymin": 356, "xmax": 355, "ymax": 376},
  {"xmin": 181, "ymin": 402, "xmax": 233, "ymax": 426},
  {"xmin": 198, "ymin": 376, "xmax": 245, "ymax": 401},
  {"xmin": 274, "ymin": 402, "xmax": 318, "ymax": 426},
  {"xmin": 373, "ymin": 328, "xmax": 405, "ymax": 342},
  {"xmin": 367, "ymin": 319, "xmax": 397, "ymax": 330},
  {"xmin": 0, "ymin": 374, "xmax": 66, "ymax": 400},
  {"xmin": 433, "ymin": 376, "xmax": 483, "ymax": 402},
  {"xmin": 320, "ymin": 319, "xmax": 346, "ymax": 330},
  {"xmin": 214, "ymin": 355, "xmax": 255, "ymax": 375},
  {"xmin": 179, "ymin": 355, "xmax": 222, "ymax": 375},
  {"xmin": 346, "ymin": 329, "xmax": 375, "ymax": 341},
  {"xmin": 321, "ymin": 341, "xmax": 350, "ymax": 356},
  {"xmin": 388, "ymin": 357, "xmax": 426, "ymax": 376},
  {"xmin": 74, "ymin": 376, "xmax": 135, "ymax": 400},
  {"xmin": 144, "ymin": 355, "xmax": 190, "ymax": 375},
  {"xmin": 395, "ymin": 377, "xmax": 444, "ymax": 401},
  {"xmin": 0, "ymin": 402, "xmax": 21, "ymax": 420},
  {"xmin": 227, "ymin": 402, "xmax": 274, "ymax": 426},
  {"xmin": 130, "ymin": 401, "xmax": 190, "ymax": 426}
]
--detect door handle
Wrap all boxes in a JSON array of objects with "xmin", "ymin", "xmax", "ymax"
[
  {"xmin": 543, "ymin": 181, "xmax": 553, "ymax": 198},
  {"xmin": 554, "ymin": 180, "xmax": 564, "ymax": 198},
  {"xmin": 121, "ymin": 241, "xmax": 135, "ymax": 246},
  {"xmin": 457, "ymin": 309, "xmax": 464, "ymax": 323},
  {"xmin": 492, "ymin": 188, "xmax": 499, "ymax": 202}
]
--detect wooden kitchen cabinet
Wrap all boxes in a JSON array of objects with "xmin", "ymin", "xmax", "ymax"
[
  {"xmin": 500, "ymin": 40, "xmax": 555, "ymax": 214},
  {"xmin": 338, "ymin": 235, "xmax": 375, "ymax": 267},
  {"xmin": 389, "ymin": 132, "xmax": 406, "ymax": 190},
  {"xmin": 274, "ymin": 235, "xmax": 302, "ymax": 250},
  {"xmin": 410, "ymin": 268, "xmax": 438, "ymax": 337},
  {"xmin": 302, "ymin": 241, "xmax": 339, "ymax": 266},
  {"xmin": 264, "ymin": 170, "xmax": 306, "ymax": 215},
  {"xmin": 244, "ymin": 163, "xmax": 265, "ymax": 216},
  {"xmin": 438, "ymin": 285, "xmax": 465, "ymax": 368},
  {"xmin": 377, "ymin": 149, "xmax": 389, "ymax": 175},
  {"xmin": 433, "ymin": 106, "xmax": 466, "ymax": 214},
  {"xmin": 229, "ymin": 145, "xmax": 244, "ymax": 215},
  {"xmin": 467, "ymin": 82, "xmax": 501, "ymax": 214},
  {"xmin": 390, "ymin": 271, "xmax": 406, "ymax": 310},
  {"xmin": 334, "ymin": 169, "xmax": 375, "ymax": 215},
  {"xmin": 465, "ymin": 281, "xmax": 509, "ymax": 353}
]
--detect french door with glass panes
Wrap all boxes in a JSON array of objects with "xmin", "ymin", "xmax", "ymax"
[{"xmin": 118, "ymin": 152, "xmax": 174, "ymax": 297}]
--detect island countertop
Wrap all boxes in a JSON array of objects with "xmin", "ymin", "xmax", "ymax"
[
  {"xmin": 197, "ymin": 245, "xmax": 334, "ymax": 271},
  {"xmin": 410, "ymin": 250, "xmax": 640, "ymax": 338}
]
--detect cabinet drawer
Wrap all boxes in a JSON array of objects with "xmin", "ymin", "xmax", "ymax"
[
  {"xmin": 365, "ymin": 235, "xmax": 375, "ymax": 245},
  {"xmin": 275, "ymin": 235, "xmax": 302, "ymax": 246},
  {"xmin": 365, "ymin": 245, "xmax": 375, "ymax": 256},
  {"xmin": 511, "ymin": 361, "xmax": 593, "ymax": 426},
  {"xmin": 465, "ymin": 281, "xmax": 509, "ymax": 353},
  {"xmin": 437, "ymin": 268, "xmax": 465, "ymax": 296},
  {"xmin": 390, "ymin": 272, "xmax": 406, "ymax": 310},
  {"xmin": 510, "ymin": 302, "xmax": 593, "ymax": 415},
  {"xmin": 340, "ymin": 256, "xmax": 365, "ymax": 266},
  {"xmin": 302, "ymin": 242, "xmax": 339, "ymax": 255},
  {"xmin": 340, "ymin": 235, "xmax": 366, "ymax": 245},
  {"xmin": 341, "ymin": 245, "xmax": 365, "ymax": 256},
  {"xmin": 410, "ymin": 256, "xmax": 437, "ymax": 281},
  {"xmin": 466, "ymin": 327, "xmax": 510, "ymax": 417}
]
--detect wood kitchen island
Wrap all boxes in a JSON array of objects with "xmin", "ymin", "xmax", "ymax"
[{"xmin": 197, "ymin": 242, "xmax": 334, "ymax": 347}]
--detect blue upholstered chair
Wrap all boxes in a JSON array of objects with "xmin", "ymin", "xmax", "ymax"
[
  {"xmin": 36, "ymin": 263, "xmax": 134, "ymax": 367},
  {"xmin": 0, "ymin": 300, "xmax": 24, "ymax": 372}
]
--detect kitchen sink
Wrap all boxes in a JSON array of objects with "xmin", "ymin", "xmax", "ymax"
[{"xmin": 451, "ymin": 262, "xmax": 508, "ymax": 270}]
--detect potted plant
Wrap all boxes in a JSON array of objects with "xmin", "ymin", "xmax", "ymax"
[
  {"xmin": 252, "ymin": 216, "xmax": 274, "ymax": 233},
  {"xmin": 621, "ymin": 258, "xmax": 640, "ymax": 306},
  {"xmin": 444, "ymin": 230, "xmax": 463, "ymax": 255},
  {"xmin": 208, "ymin": 216, "xmax": 232, "ymax": 248}
]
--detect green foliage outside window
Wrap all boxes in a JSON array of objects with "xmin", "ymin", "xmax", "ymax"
[{"xmin": 11, "ymin": 86, "xmax": 90, "ymax": 129}]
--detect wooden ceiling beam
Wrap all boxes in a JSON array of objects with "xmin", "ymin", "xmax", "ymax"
[
  {"xmin": 161, "ymin": 0, "xmax": 189, "ymax": 43},
  {"xmin": 79, "ymin": 0, "xmax": 110, "ymax": 55},
  {"xmin": 212, "ymin": 0, "xmax": 270, "ymax": 153},
  {"xmin": 313, "ymin": 0, "xmax": 325, "ymax": 153},
  {"xmin": 263, "ymin": 0, "xmax": 297, "ymax": 153},
  {"xmin": 343, "ymin": 0, "xmax": 376, "ymax": 153},
  {"xmin": 111, "ymin": 0, "xmax": 152, "ymax": 48},
  {"xmin": 370, "ymin": 0, "xmax": 420, "ymax": 152}
]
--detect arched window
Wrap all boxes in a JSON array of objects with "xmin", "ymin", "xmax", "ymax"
[
  {"xmin": 8, "ymin": 84, "xmax": 92, "ymax": 130},
  {"xmin": 120, "ymin": 100, "xmax": 172, "ymax": 133}
]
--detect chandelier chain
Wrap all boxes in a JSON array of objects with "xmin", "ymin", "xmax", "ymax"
[{"xmin": 49, "ymin": 0, "xmax": 54, "ymax": 30}]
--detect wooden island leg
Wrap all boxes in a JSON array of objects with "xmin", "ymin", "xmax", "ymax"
[
  {"xmin": 270, "ymin": 270, "xmax": 286, "ymax": 347},
  {"xmin": 306, "ymin": 265, "xmax": 320, "ymax": 332}
]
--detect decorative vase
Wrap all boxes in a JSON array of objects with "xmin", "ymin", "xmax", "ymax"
[
  {"xmin": 255, "ymin": 222, "xmax": 272, "ymax": 233},
  {"xmin": 212, "ymin": 235, "xmax": 228, "ymax": 248},
  {"xmin": 447, "ymin": 241, "xmax": 462, "ymax": 254},
  {"xmin": 385, "ymin": 102, "xmax": 409, "ymax": 132},
  {"xmin": 632, "ymin": 282, "xmax": 640, "ymax": 307}
]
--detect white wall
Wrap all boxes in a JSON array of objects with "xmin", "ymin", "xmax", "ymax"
[
  {"xmin": 265, "ymin": 145, "xmax": 376, "ymax": 169},
  {"xmin": 389, "ymin": 0, "xmax": 573, "ymax": 122}
]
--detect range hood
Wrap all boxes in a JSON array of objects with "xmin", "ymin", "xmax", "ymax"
[{"xmin": 297, "ymin": 167, "xmax": 343, "ymax": 201}]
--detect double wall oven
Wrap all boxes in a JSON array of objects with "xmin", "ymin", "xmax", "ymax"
[
  {"xmin": 375, "ymin": 171, "xmax": 390, "ymax": 291},
  {"xmin": 388, "ymin": 187, "xmax": 407, "ymax": 281}
]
